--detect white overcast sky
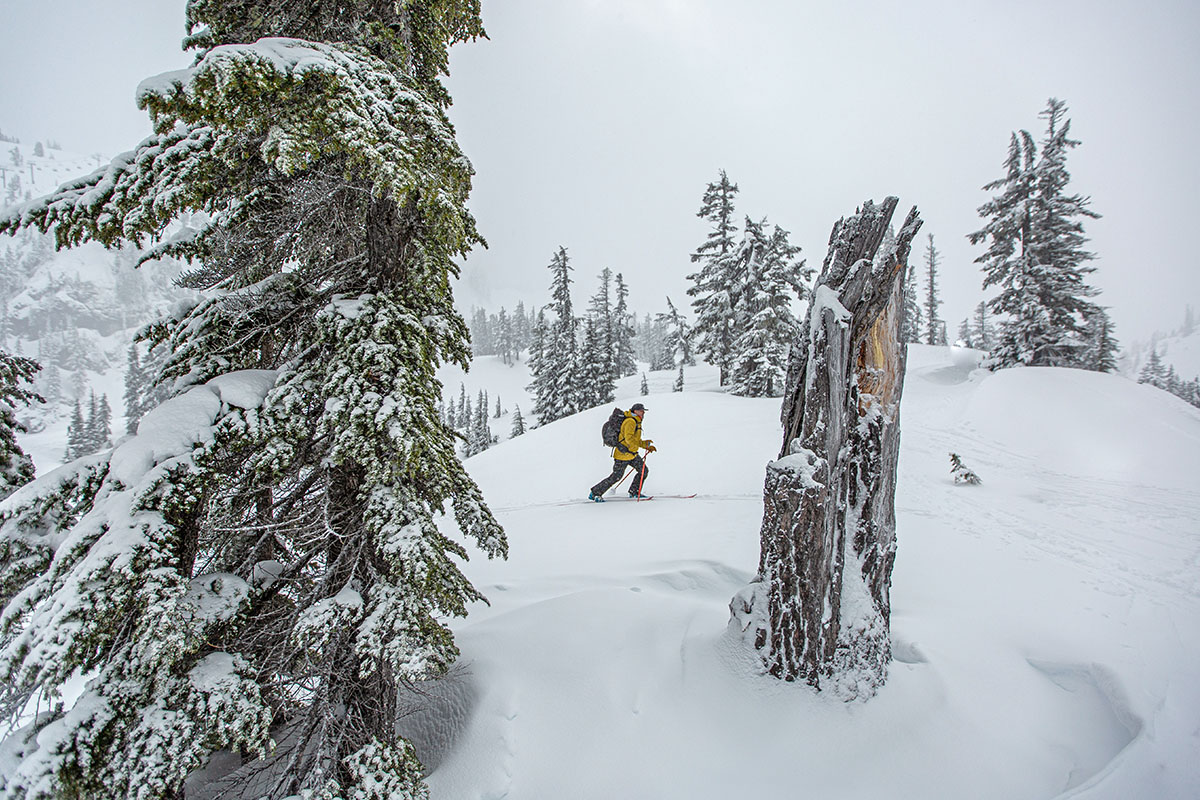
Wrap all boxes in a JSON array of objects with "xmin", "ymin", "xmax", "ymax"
[{"xmin": 2, "ymin": 0, "xmax": 1198, "ymax": 344}]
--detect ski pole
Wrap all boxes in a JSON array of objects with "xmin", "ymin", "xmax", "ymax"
[{"xmin": 636, "ymin": 452, "xmax": 649, "ymax": 501}]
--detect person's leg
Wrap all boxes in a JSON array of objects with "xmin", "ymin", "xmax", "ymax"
[
  {"xmin": 590, "ymin": 459, "xmax": 628, "ymax": 497},
  {"xmin": 627, "ymin": 454, "xmax": 649, "ymax": 496}
]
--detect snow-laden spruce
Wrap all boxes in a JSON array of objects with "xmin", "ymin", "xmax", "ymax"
[
  {"xmin": 969, "ymin": 98, "xmax": 1116, "ymax": 371},
  {"xmin": 687, "ymin": 170, "xmax": 741, "ymax": 386},
  {"xmin": 0, "ymin": 3, "xmax": 505, "ymax": 799},
  {"xmin": 0, "ymin": 352, "xmax": 41, "ymax": 500},
  {"xmin": 527, "ymin": 247, "xmax": 582, "ymax": 424},
  {"xmin": 726, "ymin": 218, "xmax": 808, "ymax": 398},
  {"xmin": 686, "ymin": 171, "xmax": 811, "ymax": 397}
]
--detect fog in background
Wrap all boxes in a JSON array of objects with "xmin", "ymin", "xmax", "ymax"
[{"xmin": 3, "ymin": 0, "xmax": 1197, "ymax": 344}]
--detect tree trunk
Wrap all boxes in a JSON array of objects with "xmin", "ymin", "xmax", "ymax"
[{"xmin": 730, "ymin": 197, "xmax": 922, "ymax": 699}]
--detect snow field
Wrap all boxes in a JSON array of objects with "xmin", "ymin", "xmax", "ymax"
[{"xmin": 414, "ymin": 345, "xmax": 1200, "ymax": 799}]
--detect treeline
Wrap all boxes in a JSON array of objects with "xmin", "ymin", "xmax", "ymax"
[
  {"xmin": 526, "ymin": 254, "xmax": 639, "ymax": 425},
  {"xmin": 64, "ymin": 391, "xmax": 112, "ymax": 460},
  {"xmin": 439, "ymin": 384, "xmax": 503, "ymax": 457},
  {"xmin": 469, "ymin": 296, "xmax": 696, "ymax": 380},
  {"xmin": 1138, "ymin": 350, "xmax": 1200, "ymax": 408},
  {"xmin": 468, "ymin": 303, "xmax": 536, "ymax": 363}
]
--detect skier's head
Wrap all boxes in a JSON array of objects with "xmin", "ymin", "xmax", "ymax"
[{"xmin": 630, "ymin": 403, "xmax": 647, "ymax": 419}]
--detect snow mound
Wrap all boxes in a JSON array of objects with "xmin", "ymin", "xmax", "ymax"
[
  {"xmin": 962, "ymin": 366, "xmax": 1200, "ymax": 491},
  {"xmin": 425, "ymin": 351, "xmax": 1200, "ymax": 799}
]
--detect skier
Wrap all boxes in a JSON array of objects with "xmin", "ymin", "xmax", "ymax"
[{"xmin": 589, "ymin": 403, "xmax": 656, "ymax": 501}]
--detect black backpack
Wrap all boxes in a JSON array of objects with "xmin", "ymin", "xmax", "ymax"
[{"xmin": 601, "ymin": 408, "xmax": 629, "ymax": 453}]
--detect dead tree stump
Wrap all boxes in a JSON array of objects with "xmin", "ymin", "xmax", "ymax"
[{"xmin": 730, "ymin": 197, "xmax": 922, "ymax": 699}]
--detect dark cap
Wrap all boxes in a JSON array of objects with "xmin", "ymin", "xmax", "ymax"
[{"xmin": 630, "ymin": 403, "xmax": 647, "ymax": 412}]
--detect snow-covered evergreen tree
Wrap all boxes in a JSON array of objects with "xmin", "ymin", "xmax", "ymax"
[
  {"xmin": 462, "ymin": 391, "xmax": 474, "ymax": 433},
  {"xmin": 97, "ymin": 393, "xmax": 112, "ymax": 446},
  {"xmin": 496, "ymin": 306, "xmax": 515, "ymax": 365},
  {"xmin": 0, "ymin": 350, "xmax": 40, "ymax": 499},
  {"xmin": 465, "ymin": 390, "xmax": 491, "ymax": 457},
  {"xmin": 923, "ymin": 234, "xmax": 944, "ymax": 346},
  {"xmin": 900, "ymin": 253, "xmax": 922, "ymax": 344},
  {"xmin": 1186, "ymin": 377, "xmax": 1200, "ymax": 408},
  {"xmin": 578, "ymin": 315, "xmax": 615, "ymax": 410},
  {"xmin": 973, "ymin": 301, "xmax": 993, "ymax": 352},
  {"xmin": 970, "ymin": 98, "xmax": 1102, "ymax": 369},
  {"xmin": 513, "ymin": 300, "xmax": 531, "ymax": 353},
  {"xmin": 1165, "ymin": 366, "xmax": 1181, "ymax": 396},
  {"xmin": 674, "ymin": 362, "xmax": 685, "ymax": 392},
  {"xmin": 0, "ymin": 5, "xmax": 506, "ymax": 799},
  {"xmin": 612, "ymin": 273, "xmax": 637, "ymax": 378},
  {"xmin": 1139, "ymin": 348, "xmax": 1167, "ymax": 388},
  {"xmin": 64, "ymin": 399, "xmax": 86, "ymax": 461},
  {"xmin": 123, "ymin": 344, "xmax": 145, "ymax": 435},
  {"xmin": 470, "ymin": 306, "xmax": 494, "ymax": 356},
  {"xmin": 640, "ymin": 372, "xmax": 649, "ymax": 395},
  {"xmin": 528, "ymin": 247, "xmax": 581, "ymax": 423},
  {"xmin": 956, "ymin": 319, "xmax": 974, "ymax": 348},
  {"xmin": 656, "ymin": 296, "xmax": 694, "ymax": 369},
  {"xmin": 509, "ymin": 404, "xmax": 526, "ymax": 438},
  {"xmin": 728, "ymin": 219, "xmax": 808, "ymax": 398},
  {"xmin": 1081, "ymin": 308, "xmax": 1119, "ymax": 373},
  {"xmin": 950, "ymin": 452, "xmax": 982, "ymax": 485},
  {"xmin": 79, "ymin": 391, "xmax": 113, "ymax": 453},
  {"xmin": 587, "ymin": 268, "xmax": 616, "ymax": 387},
  {"xmin": 650, "ymin": 346, "xmax": 676, "ymax": 372},
  {"xmin": 687, "ymin": 170, "xmax": 741, "ymax": 385}
]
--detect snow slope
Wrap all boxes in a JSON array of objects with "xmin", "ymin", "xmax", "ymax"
[{"xmin": 410, "ymin": 345, "xmax": 1200, "ymax": 799}]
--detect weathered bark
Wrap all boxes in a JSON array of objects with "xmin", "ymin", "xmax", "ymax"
[{"xmin": 731, "ymin": 197, "xmax": 922, "ymax": 699}]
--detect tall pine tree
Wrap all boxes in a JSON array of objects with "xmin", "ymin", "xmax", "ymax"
[
  {"xmin": 528, "ymin": 247, "xmax": 582, "ymax": 423},
  {"xmin": 970, "ymin": 98, "xmax": 1102, "ymax": 369},
  {"xmin": 587, "ymin": 268, "xmax": 618, "ymax": 391},
  {"xmin": 0, "ymin": 4, "xmax": 506, "ymax": 798},
  {"xmin": 973, "ymin": 301, "xmax": 994, "ymax": 352},
  {"xmin": 900, "ymin": 248, "xmax": 923, "ymax": 344},
  {"xmin": 612, "ymin": 272, "xmax": 637, "ymax": 378},
  {"xmin": 923, "ymin": 234, "xmax": 944, "ymax": 346},
  {"xmin": 687, "ymin": 170, "xmax": 741, "ymax": 385}
]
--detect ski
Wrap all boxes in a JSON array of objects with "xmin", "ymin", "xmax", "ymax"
[{"xmin": 589, "ymin": 493, "xmax": 696, "ymax": 503}]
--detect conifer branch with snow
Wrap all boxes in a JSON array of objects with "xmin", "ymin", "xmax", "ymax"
[{"xmin": 0, "ymin": 3, "xmax": 505, "ymax": 798}]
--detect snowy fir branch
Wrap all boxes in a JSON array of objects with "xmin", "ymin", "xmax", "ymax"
[{"xmin": 0, "ymin": 3, "xmax": 505, "ymax": 798}]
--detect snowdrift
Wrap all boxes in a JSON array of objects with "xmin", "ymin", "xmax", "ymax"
[{"xmin": 414, "ymin": 346, "xmax": 1200, "ymax": 799}]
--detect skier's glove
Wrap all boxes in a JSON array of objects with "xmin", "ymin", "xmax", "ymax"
[{"xmin": 645, "ymin": 445, "xmax": 657, "ymax": 453}]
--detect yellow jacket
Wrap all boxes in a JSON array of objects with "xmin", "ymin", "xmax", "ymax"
[{"xmin": 615, "ymin": 412, "xmax": 650, "ymax": 461}]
